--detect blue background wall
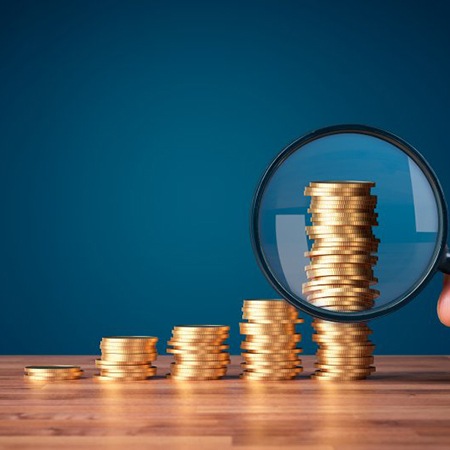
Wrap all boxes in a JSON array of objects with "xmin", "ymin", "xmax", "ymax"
[{"xmin": 1, "ymin": 0, "xmax": 449, "ymax": 355}]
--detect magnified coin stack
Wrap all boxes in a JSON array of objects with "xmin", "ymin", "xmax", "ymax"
[
  {"xmin": 240, "ymin": 299, "xmax": 303, "ymax": 380},
  {"xmin": 167, "ymin": 325, "xmax": 230, "ymax": 380},
  {"xmin": 303, "ymin": 181, "xmax": 379, "ymax": 381},
  {"xmin": 24, "ymin": 365, "xmax": 83, "ymax": 381},
  {"xmin": 95, "ymin": 336, "xmax": 158, "ymax": 381}
]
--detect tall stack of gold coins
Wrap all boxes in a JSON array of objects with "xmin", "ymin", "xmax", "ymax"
[
  {"xmin": 167, "ymin": 325, "xmax": 230, "ymax": 380},
  {"xmin": 240, "ymin": 299, "xmax": 303, "ymax": 380},
  {"xmin": 24, "ymin": 365, "xmax": 83, "ymax": 381},
  {"xmin": 303, "ymin": 181, "xmax": 379, "ymax": 381},
  {"xmin": 95, "ymin": 336, "xmax": 158, "ymax": 381}
]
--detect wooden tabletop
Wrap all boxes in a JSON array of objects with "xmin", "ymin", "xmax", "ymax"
[{"xmin": 1, "ymin": 355, "xmax": 450, "ymax": 449}]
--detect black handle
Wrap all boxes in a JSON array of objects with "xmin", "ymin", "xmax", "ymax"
[{"xmin": 440, "ymin": 245, "xmax": 450, "ymax": 274}]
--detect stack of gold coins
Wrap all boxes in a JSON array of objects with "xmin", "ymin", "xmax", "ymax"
[
  {"xmin": 95, "ymin": 336, "xmax": 158, "ymax": 381},
  {"xmin": 24, "ymin": 365, "xmax": 83, "ymax": 381},
  {"xmin": 240, "ymin": 299, "xmax": 303, "ymax": 380},
  {"xmin": 167, "ymin": 325, "xmax": 230, "ymax": 380},
  {"xmin": 303, "ymin": 181, "xmax": 378, "ymax": 381}
]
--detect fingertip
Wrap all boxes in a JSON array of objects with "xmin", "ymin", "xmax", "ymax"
[{"xmin": 437, "ymin": 275, "xmax": 450, "ymax": 326}]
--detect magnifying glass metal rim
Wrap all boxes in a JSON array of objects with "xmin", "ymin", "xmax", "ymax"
[{"xmin": 250, "ymin": 124, "xmax": 449, "ymax": 322}]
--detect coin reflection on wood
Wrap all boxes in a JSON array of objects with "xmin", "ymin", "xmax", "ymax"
[
  {"xmin": 304, "ymin": 181, "xmax": 378, "ymax": 380},
  {"xmin": 240, "ymin": 299, "xmax": 303, "ymax": 380}
]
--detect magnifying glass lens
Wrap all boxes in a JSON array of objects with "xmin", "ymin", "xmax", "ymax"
[{"xmin": 253, "ymin": 127, "xmax": 447, "ymax": 321}]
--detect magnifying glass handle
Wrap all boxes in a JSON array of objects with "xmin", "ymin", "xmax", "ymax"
[{"xmin": 440, "ymin": 245, "xmax": 450, "ymax": 274}]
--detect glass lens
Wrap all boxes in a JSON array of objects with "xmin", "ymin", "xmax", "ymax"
[{"xmin": 256, "ymin": 129, "xmax": 443, "ymax": 319}]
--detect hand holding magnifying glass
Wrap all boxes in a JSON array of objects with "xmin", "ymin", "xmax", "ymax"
[{"xmin": 438, "ymin": 275, "xmax": 450, "ymax": 326}]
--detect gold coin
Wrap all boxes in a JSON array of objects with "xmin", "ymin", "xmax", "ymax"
[
  {"xmin": 24, "ymin": 372, "xmax": 83, "ymax": 380},
  {"xmin": 100, "ymin": 354, "xmax": 156, "ymax": 363},
  {"xmin": 243, "ymin": 366, "xmax": 302, "ymax": 375},
  {"xmin": 304, "ymin": 188, "xmax": 373, "ymax": 197},
  {"xmin": 100, "ymin": 347, "xmax": 157, "ymax": 355},
  {"xmin": 316, "ymin": 349, "xmax": 374, "ymax": 358},
  {"xmin": 311, "ymin": 372, "xmax": 370, "ymax": 381},
  {"xmin": 100, "ymin": 365, "xmax": 157, "ymax": 372},
  {"xmin": 312, "ymin": 327, "xmax": 372, "ymax": 336},
  {"xmin": 167, "ymin": 338, "xmax": 227, "ymax": 346},
  {"xmin": 100, "ymin": 370, "xmax": 156, "ymax": 377},
  {"xmin": 100, "ymin": 340, "xmax": 157, "ymax": 347},
  {"xmin": 310, "ymin": 192, "xmax": 377, "ymax": 200},
  {"xmin": 243, "ymin": 348, "xmax": 302, "ymax": 355},
  {"xmin": 25, "ymin": 374, "xmax": 82, "ymax": 381},
  {"xmin": 309, "ymin": 199, "xmax": 377, "ymax": 206},
  {"xmin": 242, "ymin": 316, "xmax": 300, "ymax": 323},
  {"xmin": 243, "ymin": 299, "xmax": 293, "ymax": 306},
  {"xmin": 239, "ymin": 324, "xmax": 297, "ymax": 335},
  {"xmin": 240, "ymin": 341, "xmax": 300, "ymax": 351},
  {"xmin": 172, "ymin": 325, "xmax": 230, "ymax": 333},
  {"xmin": 170, "ymin": 361, "xmax": 228, "ymax": 368},
  {"xmin": 101, "ymin": 369, "xmax": 157, "ymax": 378},
  {"xmin": 167, "ymin": 349, "xmax": 229, "ymax": 356},
  {"xmin": 167, "ymin": 344, "xmax": 229, "ymax": 351},
  {"xmin": 303, "ymin": 278, "xmax": 375, "ymax": 289},
  {"xmin": 306, "ymin": 270, "xmax": 373, "ymax": 279},
  {"xmin": 302, "ymin": 282, "xmax": 371, "ymax": 293},
  {"xmin": 245, "ymin": 333, "xmax": 302, "ymax": 343},
  {"xmin": 24, "ymin": 365, "xmax": 81, "ymax": 373},
  {"xmin": 242, "ymin": 304, "xmax": 296, "ymax": 312},
  {"xmin": 320, "ymin": 305, "xmax": 372, "ymax": 312},
  {"xmin": 173, "ymin": 353, "xmax": 231, "ymax": 361},
  {"xmin": 309, "ymin": 256, "xmax": 378, "ymax": 265},
  {"xmin": 167, "ymin": 374, "xmax": 223, "ymax": 381},
  {"xmin": 313, "ymin": 326, "xmax": 370, "ymax": 333},
  {"xmin": 95, "ymin": 359, "xmax": 152, "ymax": 367},
  {"xmin": 240, "ymin": 372, "xmax": 298, "ymax": 381},
  {"xmin": 244, "ymin": 319, "xmax": 303, "ymax": 325},
  {"xmin": 305, "ymin": 250, "xmax": 375, "ymax": 259},
  {"xmin": 308, "ymin": 297, "xmax": 374, "ymax": 307},
  {"xmin": 242, "ymin": 354, "xmax": 301, "ymax": 363},
  {"xmin": 310, "ymin": 211, "xmax": 378, "ymax": 218},
  {"xmin": 316, "ymin": 356, "xmax": 374, "ymax": 365},
  {"xmin": 317, "ymin": 305, "xmax": 372, "ymax": 312},
  {"xmin": 241, "ymin": 361, "xmax": 300, "ymax": 369},
  {"xmin": 305, "ymin": 285, "xmax": 379, "ymax": 295},
  {"xmin": 312, "ymin": 335, "xmax": 371, "ymax": 344},
  {"xmin": 312, "ymin": 219, "xmax": 378, "ymax": 227},
  {"xmin": 24, "ymin": 370, "xmax": 83, "ymax": 377},
  {"xmin": 306, "ymin": 261, "xmax": 375, "ymax": 270},
  {"xmin": 313, "ymin": 319, "xmax": 369, "ymax": 326},
  {"xmin": 306, "ymin": 224, "xmax": 375, "ymax": 233},
  {"xmin": 311, "ymin": 236, "xmax": 380, "ymax": 243},
  {"xmin": 170, "ymin": 366, "xmax": 227, "ymax": 375},
  {"xmin": 94, "ymin": 374, "xmax": 151, "ymax": 381},
  {"xmin": 309, "ymin": 181, "xmax": 375, "ymax": 187},
  {"xmin": 307, "ymin": 288, "xmax": 379, "ymax": 300},
  {"xmin": 102, "ymin": 336, "xmax": 158, "ymax": 344},
  {"xmin": 307, "ymin": 292, "xmax": 377, "ymax": 301},
  {"xmin": 170, "ymin": 334, "xmax": 229, "ymax": 342},
  {"xmin": 310, "ymin": 245, "xmax": 379, "ymax": 253}
]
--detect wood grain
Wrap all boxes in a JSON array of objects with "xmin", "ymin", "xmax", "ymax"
[{"xmin": 0, "ymin": 355, "xmax": 450, "ymax": 449}]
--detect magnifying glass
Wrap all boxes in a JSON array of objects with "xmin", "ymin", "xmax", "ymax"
[{"xmin": 251, "ymin": 124, "xmax": 450, "ymax": 322}]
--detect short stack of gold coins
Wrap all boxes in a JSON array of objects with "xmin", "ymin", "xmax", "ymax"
[
  {"xmin": 303, "ymin": 181, "xmax": 379, "ymax": 381},
  {"xmin": 24, "ymin": 365, "xmax": 83, "ymax": 381},
  {"xmin": 240, "ymin": 299, "xmax": 303, "ymax": 380},
  {"xmin": 95, "ymin": 336, "xmax": 158, "ymax": 381},
  {"xmin": 167, "ymin": 325, "xmax": 230, "ymax": 380}
]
